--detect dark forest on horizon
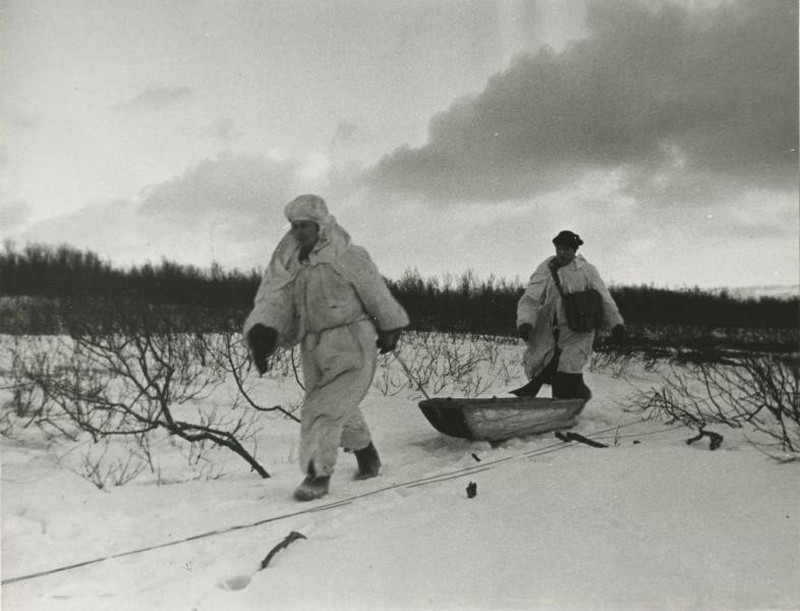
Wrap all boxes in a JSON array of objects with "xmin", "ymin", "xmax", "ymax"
[{"xmin": 1, "ymin": 243, "xmax": 797, "ymax": 353}]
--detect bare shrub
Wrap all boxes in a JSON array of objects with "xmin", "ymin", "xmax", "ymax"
[
  {"xmin": 65, "ymin": 437, "xmax": 148, "ymax": 490},
  {"xmin": 204, "ymin": 330, "xmax": 300, "ymax": 422},
  {"xmin": 627, "ymin": 354, "xmax": 799, "ymax": 459},
  {"xmin": 381, "ymin": 331, "xmax": 516, "ymax": 398},
  {"xmin": 1, "ymin": 335, "xmax": 78, "ymax": 440},
  {"xmin": 589, "ymin": 346, "xmax": 638, "ymax": 378},
  {"xmin": 3, "ymin": 299, "xmax": 271, "ymax": 479}
]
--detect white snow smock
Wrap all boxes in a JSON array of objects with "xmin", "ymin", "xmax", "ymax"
[
  {"xmin": 244, "ymin": 211, "xmax": 409, "ymax": 477},
  {"xmin": 516, "ymin": 255, "xmax": 623, "ymax": 379}
]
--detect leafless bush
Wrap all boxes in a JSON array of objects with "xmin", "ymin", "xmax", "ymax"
[
  {"xmin": 380, "ymin": 331, "xmax": 515, "ymax": 398},
  {"xmin": 589, "ymin": 346, "xmax": 638, "ymax": 378},
  {"xmin": 65, "ymin": 437, "xmax": 148, "ymax": 490},
  {"xmin": 202, "ymin": 330, "xmax": 300, "ymax": 422},
  {"xmin": 626, "ymin": 354, "xmax": 799, "ymax": 460},
  {"xmin": 2, "ymin": 300, "xmax": 272, "ymax": 479},
  {"xmin": 1, "ymin": 335, "xmax": 77, "ymax": 440}
]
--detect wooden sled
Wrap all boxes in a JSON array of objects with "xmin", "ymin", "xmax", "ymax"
[{"xmin": 418, "ymin": 396, "xmax": 586, "ymax": 442}]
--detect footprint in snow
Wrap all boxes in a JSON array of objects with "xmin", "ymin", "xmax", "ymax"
[{"xmin": 219, "ymin": 573, "xmax": 253, "ymax": 591}]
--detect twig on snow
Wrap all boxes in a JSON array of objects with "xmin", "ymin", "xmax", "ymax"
[
  {"xmin": 686, "ymin": 428, "xmax": 723, "ymax": 451},
  {"xmin": 555, "ymin": 432, "xmax": 608, "ymax": 448},
  {"xmin": 259, "ymin": 531, "xmax": 307, "ymax": 570}
]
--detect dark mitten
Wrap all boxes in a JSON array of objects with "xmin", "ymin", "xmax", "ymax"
[
  {"xmin": 611, "ymin": 324, "xmax": 626, "ymax": 344},
  {"xmin": 518, "ymin": 323, "xmax": 533, "ymax": 342},
  {"xmin": 376, "ymin": 328, "xmax": 402, "ymax": 354},
  {"xmin": 247, "ymin": 324, "xmax": 278, "ymax": 374}
]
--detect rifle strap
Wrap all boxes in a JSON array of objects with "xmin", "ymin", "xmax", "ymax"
[
  {"xmin": 549, "ymin": 261, "xmax": 566, "ymax": 298},
  {"xmin": 548, "ymin": 261, "xmax": 567, "ymax": 328}
]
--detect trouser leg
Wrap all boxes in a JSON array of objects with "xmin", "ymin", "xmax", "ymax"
[
  {"xmin": 299, "ymin": 370, "xmax": 374, "ymax": 476},
  {"xmin": 299, "ymin": 323, "xmax": 377, "ymax": 477},
  {"xmin": 340, "ymin": 408, "xmax": 371, "ymax": 454}
]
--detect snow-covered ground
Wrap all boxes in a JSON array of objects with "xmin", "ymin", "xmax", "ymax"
[{"xmin": 2, "ymin": 338, "xmax": 799, "ymax": 611}]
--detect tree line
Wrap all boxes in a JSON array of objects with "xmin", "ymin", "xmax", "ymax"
[
  {"xmin": 0, "ymin": 243, "xmax": 258, "ymax": 309},
  {"xmin": 1, "ymin": 242, "xmax": 797, "ymax": 337}
]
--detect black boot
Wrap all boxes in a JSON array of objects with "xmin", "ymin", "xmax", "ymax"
[
  {"xmin": 354, "ymin": 442, "xmax": 381, "ymax": 480},
  {"xmin": 552, "ymin": 373, "xmax": 592, "ymax": 401},
  {"xmin": 510, "ymin": 347, "xmax": 561, "ymax": 397},
  {"xmin": 293, "ymin": 462, "xmax": 330, "ymax": 502}
]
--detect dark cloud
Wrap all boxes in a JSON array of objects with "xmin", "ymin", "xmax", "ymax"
[
  {"xmin": 120, "ymin": 86, "xmax": 194, "ymax": 111},
  {"xmin": 139, "ymin": 153, "xmax": 294, "ymax": 217},
  {"xmin": 135, "ymin": 153, "xmax": 303, "ymax": 246},
  {"xmin": 364, "ymin": 0, "xmax": 798, "ymax": 201}
]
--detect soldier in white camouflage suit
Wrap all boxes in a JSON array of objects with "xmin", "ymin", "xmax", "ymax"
[
  {"xmin": 244, "ymin": 194, "xmax": 409, "ymax": 501},
  {"xmin": 517, "ymin": 230, "xmax": 625, "ymax": 401}
]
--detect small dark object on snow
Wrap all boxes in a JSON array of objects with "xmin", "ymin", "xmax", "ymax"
[
  {"xmin": 471, "ymin": 453, "xmax": 481, "ymax": 462},
  {"xmin": 555, "ymin": 431, "xmax": 607, "ymax": 448},
  {"xmin": 260, "ymin": 531, "xmax": 307, "ymax": 570},
  {"xmin": 686, "ymin": 429, "xmax": 723, "ymax": 451},
  {"xmin": 466, "ymin": 481, "xmax": 477, "ymax": 498},
  {"xmin": 633, "ymin": 440, "xmax": 641, "ymax": 445}
]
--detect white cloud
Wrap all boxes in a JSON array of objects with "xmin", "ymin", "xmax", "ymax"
[
  {"xmin": 0, "ymin": 200, "xmax": 32, "ymax": 235},
  {"xmin": 22, "ymin": 153, "xmax": 322, "ymax": 270}
]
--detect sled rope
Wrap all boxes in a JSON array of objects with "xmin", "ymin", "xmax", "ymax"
[
  {"xmin": 555, "ymin": 431, "xmax": 608, "ymax": 447},
  {"xmin": 591, "ymin": 424, "xmax": 687, "ymax": 441},
  {"xmin": 0, "ymin": 418, "xmax": 663, "ymax": 586}
]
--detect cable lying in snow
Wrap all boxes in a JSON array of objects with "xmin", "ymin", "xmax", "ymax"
[{"xmin": 1, "ymin": 418, "xmax": 665, "ymax": 586}]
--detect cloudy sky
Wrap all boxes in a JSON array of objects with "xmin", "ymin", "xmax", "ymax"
[{"xmin": 1, "ymin": 0, "xmax": 797, "ymax": 289}]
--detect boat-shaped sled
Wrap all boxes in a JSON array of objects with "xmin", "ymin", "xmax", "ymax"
[{"xmin": 418, "ymin": 396, "xmax": 586, "ymax": 442}]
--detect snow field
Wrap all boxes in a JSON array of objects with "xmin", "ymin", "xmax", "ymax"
[{"xmin": 1, "ymin": 334, "xmax": 799, "ymax": 610}]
